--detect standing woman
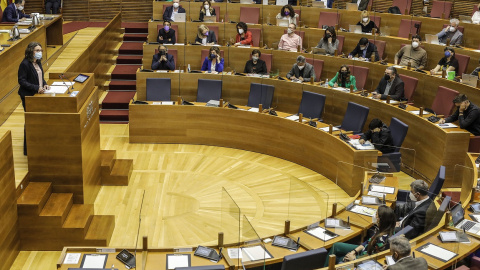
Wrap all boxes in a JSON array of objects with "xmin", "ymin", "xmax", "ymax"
[
  {"xmin": 18, "ymin": 42, "xmax": 50, "ymax": 155},
  {"xmin": 199, "ymin": 0, "xmax": 216, "ymax": 22}
]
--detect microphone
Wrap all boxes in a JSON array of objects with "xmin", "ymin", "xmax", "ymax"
[
  {"xmin": 62, "ymin": 73, "xmax": 75, "ymax": 91},
  {"xmin": 296, "ymin": 237, "xmax": 300, "ymax": 248},
  {"xmin": 59, "ymin": 74, "xmax": 71, "ymax": 94}
]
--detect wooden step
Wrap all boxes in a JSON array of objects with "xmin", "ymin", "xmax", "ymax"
[
  {"xmin": 102, "ymin": 159, "xmax": 133, "ymax": 186},
  {"xmin": 101, "ymin": 149, "xmax": 117, "ymax": 179},
  {"xmin": 17, "ymin": 182, "xmax": 52, "ymax": 215},
  {"xmin": 84, "ymin": 215, "xmax": 115, "ymax": 246},
  {"xmin": 19, "ymin": 193, "xmax": 74, "ymax": 228},
  {"xmin": 63, "ymin": 204, "xmax": 94, "ymax": 236}
]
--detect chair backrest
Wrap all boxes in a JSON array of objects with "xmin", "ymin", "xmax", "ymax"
[
  {"xmin": 370, "ymin": 15, "xmax": 381, "ymax": 28},
  {"xmin": 391, "ymin": 225, "xmax": 413, "ymax": 239},
  {"xmin": 208, "ymin": 25, "xmax": 220, "ymax": 41},
  {"xmin": 368, "ymin": 39, "xmax": 386, "ymax": 59},
  {"xmin": 250, "ymin": 53, "xmax": 272, "ymax": 73},
  {"xmin": 146, "ymin": 78, "xmax": 171, "ymax": 101},
  {"xmin": 455, "ymin": 53, "xmax": 470, "ymax": 76},
  {"xmin": 336, "ymin": 35, "xmax": 345, "ymax": 54},
  {"xmin": 442, "ymin": 23, "xmax": 464, "ymax": 34},
  {"xmin": 431, "ymin": 86, "xmax": 459, "ymax": 117},
  {"xmin": 428, "ymin": 166, "xmax": 446, "ymax": 200},
  {"xmin": 398, "ymin": 74, "xmax": 418, "ymax": 102},
  {"xmin": 389, "ymin": 117, "xmax": 408, "ymax": 151},
  {"xmin": 428, "ymin": 195, "xmax": 450, "ymax": 230},
  {"xmin": 473, "ymin": 4, "xmax": 479, "ymax": 16},
  {"xmin": 176, "ymin": 266, "xmax": 225, "ymax": 270},
  {"xmin": 294, "ymin": 9, "xmax": 301, "ymax": 25},
  {"xmin": 280, "ymin": 248, "xmax": 328, "ymax": 270},
  {"xmin": 249, "ymin": 28, "xmax": 261, "ymax": 47},
  {"xmin": 305, "ymin": 58, "xmax": 324, "ymax": 82},
  {"xmin": 247, "ymin": 83, "xmax": 275, "ymax": 109},
  {"xmin": 298, "ymin": 91, "xmax": 326, "ymax": 120},
  {"xmin": 347, "ymin": 65, "xmax": 369, "ymax": 90},
  {"xmin": 431, "ymin": 1, "xmax": 453, "ymax": 18},
  {"xmin": 240, "ymin": 7, "xmax": 260, "ymax": 24},
  {"xmin": 197, "ymin": 79, "xmax": 222, "ymax": 102},
  {"xmin": 469, "ymin": 136, "xmax": 480, "ymax": 153},
  {"xmin": 318, "ymin": 12, "xmax": 341, "ymax": 28},
  {"xmin": 397, "ymin": 19, "xmax": 421, "ymax": 39},
  {"xmin": 200, "ymin": 49, "xmax": 224, "ymax": 67},
  {"xmin": 212, "ymin": 6, "xmax": 220, "ymax": 22},
  {"xmin": 283, "ymin": 29, "xmax": 305, "ymax": 47},
  {"xmin": 392, "ymin": 0, "xmax": 412, "ymax": 14},
  {"xmin": 340, "ymin": 102, "xmax": 370, "ymax": 134},
  {"xmin": 155, "ymin": 49, "xmax": 178, "ymax": 69},
  {"xmin": 157, "ymin": 24, "xmax": 179, "ymax": 44}
]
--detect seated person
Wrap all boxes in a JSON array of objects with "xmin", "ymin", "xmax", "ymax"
[
  {"xmin": 473, "ymin": 3, "xmax": 480, "ymax": 24},
  {"xmin": 348, "ymin": 37, "xmax": 379, "ymax": 62},
  {"xmin": 360, "ymin": 118, "xmax": 395, "ymax": 154},
  {"xmin": 328, "ymin": 64, "xmax": 357, "ymax": 90},
  {"xmin": 387, "ymin": 236, "xmax": 428, "ymax": 269},
  {"xmin": 244, "ymin": 49, "xmax": 267, "ymax": 74},
  {"xmin": 45, "ymin": 0, "xmax": 61, "ymax": 14},
  {"xmin": 275, "ymin": 5, "xmax": 298, "ymax": 25},
  {"xmin": 201, "ymin": 46, "xmax": 224, "ymax": 72},
  {"xmin": 394, "ymin": 180, "xmax": 437, "ymax": 239},
  {"xmin": 430, "ymin": 47, "xmax": 459, "ymax": 76},
  {"xmin": 163, "ymin": 0, "xmax": 186, "ymax": 22},
  {"xmin": 315, "ymin": 26, "xmax": 339, "ymax": 55},
  {"xmin": 356, "ymin": 10, "xmax": 378, "ymax": 33},
  {"xmin": 157, "ymin": 21, "xmax": 176, "ymax": 44},
  {"xmin": 286, "ymin": 55, "xmax": 315, "ymax": 82},
  {"xmin": 394, "ymin": 35, "xmax": 427, "ymax": 70},
  {"xmin": 278, "ymin": 23, "xmax": 302, "ymax": 52},
  {"xmin": 2, "ymin": 0, "xmax": 30, "ymax": 22},
  {"xmin": 194, "ymin": 24, "xmax": 217, "ymax": 45},
  {"xmin": 151, "ymin": 45, "xmax": 175, "ymax": 71},
  {"xmin": 373, "ymin": 67, "xmax": 404, "ymax": 101},
  {"xmin": 199, "ymin": 0, "xmax": 216, "ymax": 22},
  {"xmin": 439, "ymin": 94, "xmax": 480, "ymax": 136},
  {"xmin": 436, "ymin": 18, "xmax": 463, "ymax": 46},
  {"xmin": 355, "ymin": 0, "xmax": 370, "ymax": 11},
  {"xmin": 470, "ymin": 58, "xmax": 480, "ymax": 77},
  {"xmin": 325, "ymin": 205, "xmax": 395, "ymax": 265},
  {"xmin": 233, "ymin": 22, "xmax": 253, "ymax": 46}
]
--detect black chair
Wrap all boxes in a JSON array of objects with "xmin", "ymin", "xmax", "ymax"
[
  {"xmin": 396, "ymin": 166, "xmax": 446, "ymax": 206},
  {"xmin": 146, "ymin": 78, "xmax": 171, "ymax": 101},
  {"xmin": 176, "ymin": 266, "xmax": 225, "ymax": 270},
  {"xmin": 280, "ymin": 248, "xmax": 328, "ymax": 270},
  {"xmin": 197, "ymin": 79, "xmax": 222, "ymax": 102},
  {"xmin": 426, "ymin": 195, "xmax": 451, "ymax": 231},
  {"xmin": 298, "ymin": 91, "xmax": 326, "ymax": 120},
  {"xmin": 247, "ymin": 83, "xmax": 275, "ymax": 109},
  {"xmin": 338, "ymin": 102, "xmax": 369, "ymax": 134},
  {"xmin": 377, "ymin": 117, "xmax": 409, "ymax": 172}
]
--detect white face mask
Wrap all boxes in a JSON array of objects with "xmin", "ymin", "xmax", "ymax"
[
  {"xmin": 449, "ymin": 26, "xmax": 456, "ymax": 32},
  {"xmin": 173, "ymin": 2, "xmax": 179, "ymax": 8},
  {"xmin": 238, "ymin": 28, "xmax": 244, "ymax": 34},
  {"xmin": 412, "ymin": 41, "xmax": 419, "ymax": 48},
  {"xmin": 287, "ymin": 28, "xmax": 293, "ymax": 34},
  {"xmin": 362, "ymin": 17, "xmax": 368, "ymax": 23},
  {"xmin": 204, "ymin": 4, "xmax": 209, "ymax": 9},
  {"xmin": 372, "ymin": 215, "xmax": 378, "ymax": 225},
  {"xmin": 34, "ymin": 51, "xmax": 42, "ymax": 60},
  {"xmin": 298, "ymin": 65, "xmax": 304, "ymax": 70},
  {"xmin": 409, "ymin": 192, "xmax": 418, "ymax": 202},
  {"xmin": 17, "ymin": 5, "xmax": 24, "ymax": 10},
  {"xmin": 252, "ymin": 56, "xmax": 258, "ymax": 61}
]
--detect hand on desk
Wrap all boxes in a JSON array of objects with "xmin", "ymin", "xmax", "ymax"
[
  {"xmin": 333, "ymin": 82, "xmax": 338, "ymax": 87},
  {"xmin": 359, "ymin": 139, "xmax": 365, "ymax": 144},
  {"xmin": 343, "ymin": 251, "xmax": 356, "ymax": 262},
  {"xmin": 438, "ymin": 119, "xmax": 446, "ymax": 124},
  {"xmin": 372, "ymin": 93, "xmax": 382, "ymax": 99},
  {"xmin": 298, "ymin": 76, "xmax": 304, "ymax": 82},
  {"xmin": 159, "ymin": 36, "xmax": 163, "ymax": 41}
]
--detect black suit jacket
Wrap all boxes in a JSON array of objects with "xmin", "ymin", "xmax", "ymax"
[
  {"xmin": 374, "ymin": 76, "xmax": 404, "ymax": 101},
  {"xmin": 18, "ymin": 58, "xmax": 46, "ymax": 99},
  {"xmin": 157, "ymin": 28, "xmax": 176, "ymax": 44},
  {"xmin": 163, "ymin": 6, "xmax": 186, "ymax": 22},
  {"xmin": 194, "ymin": 30, "xmax": 217, "ymax": 44},
  {"xmin": 395, "ymin": 199, "xmax": 437, "ymax": 239},
  {"xmin": 349, "ymin": 42, "xmax": 380, "ymax": 62},
  {"xmin": 199, "ymin": 8, "xmax": 216, "ymax": 21},
  {"xmin": 151, "ymin": 53, "xmax": 175, "ymax": 70},
  {"xmin": 2, "ymin": 3, "xmax": 30, "ymax": 22}
]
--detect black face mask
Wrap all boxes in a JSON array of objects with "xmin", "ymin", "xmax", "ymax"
[
  {"xmin": 159, "ymin": 50, "xmax": 166, "ymax": 55},
  {"xmin": 340, "ymin": 71, "xmax": 348, "ymax": 76},
  {"xmin": 325, "ymin": 34, "xmax": 331, "ymax": 39},
  {"xmin": 384, "ymin": 74, "xmax": 391, "ymax": 81}
]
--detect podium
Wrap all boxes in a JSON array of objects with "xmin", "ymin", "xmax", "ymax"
[{"xmin": 25, "ymin": 73, "xmax": 101, "ymax": 204}]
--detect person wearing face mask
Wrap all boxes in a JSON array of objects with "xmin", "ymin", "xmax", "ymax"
[
  {"xmin": 394, "ymin": 35, "xmax": 427, "ymax": 70},
  {"xmin": 471, "ymin": 58, "xmax": 480, "ymax": 77},
  {"xmin": 315, "ymin": 26, "xmax": 339, "ymax": 55},
  {"xmin": 348, "ymin": 37, "xmax": 379, "ymax": 62},
  {"xmin": 439, "ymin": 94, "xmax": 480, "ymax": 136},
  {"xmin": 194, "ymin": 24, "xmax": 217, "ymax": 45},
  {"xmin": 201, "ymin": 46, "xmax": 224, "ymax": 72},
  {"xmin": 244, "ymin": 49, "xmax": 267, "ymax": 74},
  {"xmin": 163, "ymin": 0, "xmax": 186, "ymax": 22},
  {"xmin": 324, "ymin": 205, "xmax": 396, "ymax": 266},
  {"xmin": 2, "ymin": 0, "xmax": 30, "ymax": 22},
  {"xmin": 436, "ymin": 18, "xmax": 463, "ymax": 46},
  {"xmin": 328, "ymin": 65, "xmax": 356, "ymax": 90},
  {"xmin": 394, "ymin": 180, "xmax": 437, "ymax": 239},
  {"xmin": 286, "ymin": 55, "xmax": 315, "ymax": 82},
  {"xmin": 157, "ymin": 21, "xmax": 176, "ymax": 44},
  {"xmin": 359, "ymin": 118, "xmax": 394, "ymax": 153},
  {"xmin": 430, "ymin": 47, "xmax": 459, "ymax": 76},
  {"xmin": 151, "ymin": 45, "xmax": 175, "ymax": 71},
  {"xmin": 233, "ymin": 22, "xmax": 253, "ymax": 46},
  {"xmin": 278, "ymin": 23, "xmax": 302, "ymax": 52},
  {"xmin": 472, "ymin": 3, "xmax": 480, "ymax": 24},
  {"xmin": 199, "ymin": 0, "xmax": 216, "ymax": 22},
  {"xmin": 372, "ymin": 67, "xmax": 404, "ymax": 101},
  {"xmin": 386, "ymin": 236, "xmax": 428, "ymax": 270},
  {"xmin": 356, "ymin": 11, "xmax": 378, "ymax": 33},
  {"xmin": 18, "ymin": 42, "xmax": 50, "ymax": 155},
  {"xmin": 275, "ymin": 5, "xmax": 298, "ymax": 25}
]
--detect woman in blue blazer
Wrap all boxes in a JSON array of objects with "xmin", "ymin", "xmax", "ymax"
[{"xmin": 201, "ymin": 46, "xmax": 224, "ymax": 72}]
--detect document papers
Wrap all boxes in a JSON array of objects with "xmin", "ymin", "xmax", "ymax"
[
  {"xmin": 437, "ymin": 123, "xmax": 458, "ymax": 129},
  {"xmin": 319, "ymin": 126, "xmax": 339, "ymax": 132},
  {"xmin": 166, "ymin": 254, "xmax": 190, "ymax": 269},
  {"xmin": 349, "ymin": 139, "xmax": 375, "ymax": 150},
  {"xmin": 285, "ymin": 115, "xmax": 299, "ymax": 121},
  {"xmin": 228, "ymin": 248, "xmax": 243, "ymax": 259},
  {"xmin": 52, "ymin": 81, "xmax": 75, "ymax": 86},
  {"xmin": 347, "ymin": 204, "xmax": 377, "ymax": 217},
  {"xmin": 369, "ymin": 185, "xmax": 395, "ymax": 194},
  {"xmin": 416, "ymin": 243, "xmax": 457, "ymax": 262},
  {"xmin": 241, "ymin": 245, "xmax": 272, "ymax": 261},
  {"xmin": 304, "ymin": 227, "xmax": 338, "ymax": 241},
  {"xmin": 63, "ymin": 253, "xmax": 81, "ymax": 264},
  {"xmin": 80, "ymin": 254, "xmax": 107, "ymax": 268},
  {"xmin": 44, "ymin": 85, "xmax": 69, "ymax": 94}
]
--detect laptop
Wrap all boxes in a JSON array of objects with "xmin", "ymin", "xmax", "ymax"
[
  {"xmin": 311, "ymin": 47, "xmax": 327, "ymax": 55},
  {"xmin": 174, "ymin": 13, "xmax": 186, "ymax": 22},
  {"xmin": 459, "ymin": 15, "xmax": 472, "ymax": 23},
  {"xmin": 276, "ymin": 18, "xmax": 289, "ymax": 27},
  {"xmin": 462, "ymin": 74, "xmax": 478, "ymax": 87},
  {"xmin": 312, "ymin": 0, "xmax": 325, "ymax": 8},
  {"xmin": 276, "ymin": 0, "xmax": 288, "ymax": 5},
  {"xmin": 452, "ymin": 203, "xmax": 480, "ymax": 233},
  {"xmin": 346, "ymin": 3, "xmax": 358, "ymax": 11},
  {"xmin": 425, "ymin": 34, "xmax": 439, "ymax": 45},
  {"xmin": 240, "ymin": 0, "xmax": 254, "ymax": 4},
  {"xmin": 349, "ymin": 25, "xmax": 362, "ymax": 34},
  {"xmin": 203, "ymin": 16, "xmax": 216, "ymax": 23}
]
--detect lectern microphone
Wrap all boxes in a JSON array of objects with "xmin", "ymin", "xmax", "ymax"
[
  {"xmin": 62, "ymin": 73, "xmax": 75, "ymax": 90},
  {"xmin": 59, "ymin": 74, "xmax": 71, "ymax": 94}
]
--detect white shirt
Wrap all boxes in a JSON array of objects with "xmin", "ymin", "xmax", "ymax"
[
  {"xmin": 206, "ymin": 9, "xmax": 211, "ymax": 16},
  {"xmin": 210, "ymin": 61, "xmax": 216, "ymax": 72},
  {"xmin": 473, "ymin": 11, "xmax": 480, "ymax": 24},
  {"xmin": 201, "ymin": 37, "xmax": 207, "ymax": 45},
  {"xmin": 171, "ymin": 9, "xmax": 178, "ymax": 21}
]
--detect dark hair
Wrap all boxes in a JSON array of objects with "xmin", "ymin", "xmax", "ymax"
[
  {"xmin": 386, "ymin": 66, "xmax": 398, "ymax": 75},
  {"xmin": 323, "ymin": 26, "xmax": 337, "ymax": 43},
  {"xmin": 337, "ymin": 64, "xmax": 351, "ymax": 85},
  {"xmin": 444, "ymin": 46, "xmax": 456, "ymax": 59},
  {"xmin": 15, "ymin": 0, "xmax": 24, "ymax": 4},
  {"xmin": 411, "ymin": 34, "xmax": 422, "ymax": 41},
  {"xmin": 25, "ymin": 42, "xmax": 41, "ymax": 63},
  {"xmin": 236, "ymin": 22, "xmax": 248, "ymax": 33},
  {"xmin": 367, "ymin": 205, "xmax": 396, "ymax": 255},
  {"xmin": 368, "ymin": 118, "xmax": 383, "ymax": 130},
  {"xmin": 251, "ymin": 49, "xmax": 261, "ymax": 57},
  {"xmin": 281, "ymin": 5, "xmax": 295, "ymax": 17},
  {"xmin": 209, "ymin": 46, "xmax": 221, "ymax": 59},
  {"xmin": 163, "ymin": 20, "xmax": 171, "ymax": 26},
  {"xmin": 359, "ymin": 37, "xmax": 369, "ymax": 46},
  {"xmin": 453, "ymin": 94, "xmax": 468, "ymax": 104}
]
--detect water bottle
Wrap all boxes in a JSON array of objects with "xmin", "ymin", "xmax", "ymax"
[{"xmin": 324, "ymin": 78, "xmax": 328, "ymax": 87}]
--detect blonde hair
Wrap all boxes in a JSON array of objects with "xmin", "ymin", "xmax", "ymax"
[
  {"xmin": 197, "ymin": 24, "xmax": 209, "ymax": 39},
  {"xmin": 360, "ymin": 10, "xmax": 370, "ymax": 23}
]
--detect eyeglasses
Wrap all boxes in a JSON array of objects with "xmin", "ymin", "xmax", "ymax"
[{"xmin": 34, "ymin": 49, "xmax": 43, "ymax": 52}]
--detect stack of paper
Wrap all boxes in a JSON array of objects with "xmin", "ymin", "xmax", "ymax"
[
  {"xmin": 285, "ymin": 115, "xmax": 299, "ymax": 121},
  {"xmin": 241, "ymin": 245, "xmax": 272, "ymax": 261},
  {"xmin": 370, "ymin": 185, "xmax": 395, "ymax": 194},
  {"xmin": 437, "ymin": 123, "xmax": 458, "ymax": 129},
  {"xmin": 305, "ymin": 227, "xmax": 336, "ymax": 241}
]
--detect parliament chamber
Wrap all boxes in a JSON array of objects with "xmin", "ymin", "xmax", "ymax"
[{"xmin": 2, "ymin": 0, "xmax": 480, "ymax": 269}]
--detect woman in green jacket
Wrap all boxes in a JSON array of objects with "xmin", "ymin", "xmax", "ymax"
[{"xmin": 329, "ymin": 64, "xmax": 357, "ymax": 90}]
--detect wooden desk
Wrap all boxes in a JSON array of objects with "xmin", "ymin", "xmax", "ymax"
[{"xmin": 42, "ymin": 15, "xmax": 64, "ymax": 46}]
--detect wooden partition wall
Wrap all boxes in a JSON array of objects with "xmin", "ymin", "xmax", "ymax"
[{"xmin": 0, "ymin": 131, "xmax": 19, "ymax": 270}]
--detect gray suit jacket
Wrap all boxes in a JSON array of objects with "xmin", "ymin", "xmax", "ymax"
[
  {"xmin": 386, "ymin": 257, "xmax": 428, "ymax": 270},
  {"xmin": 436, "ymin": 28, "xmax": 463, "ymax": 45},
  {"xmin": 286, "ymin": 62, "xmax": 315, "ymax": 82}
]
